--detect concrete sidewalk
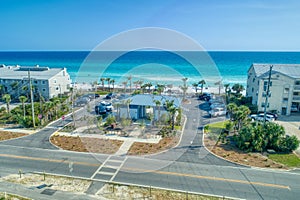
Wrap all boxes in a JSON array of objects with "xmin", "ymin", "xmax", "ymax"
[{"xmin": 0, "ymin": 180, "xmax": 104, "ymax": 200}]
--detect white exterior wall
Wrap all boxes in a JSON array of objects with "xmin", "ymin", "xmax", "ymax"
[
  {"xmin": 119, "ymin": 107, "xmax": 138, "ymax": 119},
  {"xmin": 247, "ymin": 69, "xmax": 295, "ymax": 115},
  {"xmin": 246, "ymin": 66, "xmax": 260, "ymax": 105},
  {"xmin": 48, "ymin": 68, "xmax": 71, "ymax": 99}
]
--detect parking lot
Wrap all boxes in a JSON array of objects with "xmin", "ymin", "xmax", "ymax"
[{"xmin": 276, "ymin": 113, "xmax": 300, "ymax": 154}]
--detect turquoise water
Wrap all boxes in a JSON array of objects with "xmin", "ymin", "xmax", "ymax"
[{"xmin": 1, "ymin": 51, "xmax": 300, "ymax": 86}]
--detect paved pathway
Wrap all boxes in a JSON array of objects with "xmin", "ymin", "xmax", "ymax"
[{"xmin": 114, "ymin": 140, "xmax": 134, "ymax": 156}]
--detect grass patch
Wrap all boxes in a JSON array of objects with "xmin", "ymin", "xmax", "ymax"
[
  {"xmin": 268, "ymin": 153, "xmax": 300, "ymax": 168},
  {"xmin": 205, "ymin": 121, "xmax": 228, "ymax": 134}
]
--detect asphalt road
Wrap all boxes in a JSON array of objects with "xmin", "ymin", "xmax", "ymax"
[{"xmin": 0, "ymin": 97, "xmax": 299, "ymax": 199}]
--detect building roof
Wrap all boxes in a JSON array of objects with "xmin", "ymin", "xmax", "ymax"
[
  {"xmin": 0, "ymin": 65, "xmax": 66, "ymax": 80},
  {"xmin": 123, "ymin": 94, "xmax": 181, "ymax": 107},
  {"xmin": 251, "ymin": 63, "xmax": 300, "ymax": 79}
]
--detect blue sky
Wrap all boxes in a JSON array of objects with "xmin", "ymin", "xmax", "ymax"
[{"xmin": 0, "ymin": 0, "xmax": 300, "ymax": 51}]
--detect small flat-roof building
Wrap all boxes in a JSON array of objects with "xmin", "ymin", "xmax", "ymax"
[
  {"xmin": 118, "ymin": 94, "xmax": 181, "ymax": 120},
  {"xmin": 246, "ymin": 63, "xmax": 300, "ymax": 115},
  {"xmin": 0, "ymin": 64, "xmax": 71, "ymax": 100}
]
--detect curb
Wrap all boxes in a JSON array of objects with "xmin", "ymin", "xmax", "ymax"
[
  {"xmin": 202, "ymin": 124, "xmax": 293, "ymax": 172},
  {"xmin": 33, "ymin": 171, "xmax": 243, "ymax": 200},
  {"xmin": 141, "ymin": 114, "xmax": 188, "ymax": 157}
]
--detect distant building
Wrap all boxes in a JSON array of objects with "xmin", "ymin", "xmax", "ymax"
[
  {"xmin": 0, "ymin": 64, "xmax": 71, "ymax": 100},
  {"xmin": 246, "ymin": 64, "xmax": 300, "ymax": 115},
  {"xmin": 118, "ymin": 94, "xmax": 181, "ymax": 120}
]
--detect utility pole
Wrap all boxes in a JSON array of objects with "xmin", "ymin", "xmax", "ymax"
[
  {"xmin": 28, "ymin": 70, "xmax": 36, "ymax": 128},
  {"xmin": 263, "ymin": 65, "xmax": 273, "ymax": 124}
]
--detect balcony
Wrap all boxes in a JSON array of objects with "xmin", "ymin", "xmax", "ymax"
[
  {"xmin": 292, "ymin": 96, "xmax": 300, "ymax": 102},
  {"xmin": 294, "ymin": 85, "xmax": 300, "ymax": 91}
]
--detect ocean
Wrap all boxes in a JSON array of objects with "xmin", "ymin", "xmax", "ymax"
[{"xmin": 1, "ymin": 51, "xmax": 300, "ymax": 87}]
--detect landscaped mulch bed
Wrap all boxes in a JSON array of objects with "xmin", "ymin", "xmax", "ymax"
[
  {"xmin": 127, "ymin": 136, "xmax": 179, "ymax": 155},
  {"xmin": 204, "ymin": 136, "xmax": 286, "ymax": 169},
  {"xmin": 50, "ymin": 135, "xmax": 123, "ymax": 154},
  {"xmin": 0, "ymin": 131, "xmax": 27, "ymax": 141}
]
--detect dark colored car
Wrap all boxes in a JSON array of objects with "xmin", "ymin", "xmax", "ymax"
[
  {"xmin": 105, "ymin": 93, "xmax": 116, "ymax": 99},
  {"xmin": 94, "ymin": 93, "xmax": 100, "ymax": 98},
  {"xmin": 95, "ymin": 105, "xmax": 106, "ymax": 115},
  {"xmin": 199, "ymin": 92, "xmax": 211, "ymax": 101}
]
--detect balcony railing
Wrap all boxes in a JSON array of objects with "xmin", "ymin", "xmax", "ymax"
[
  {"xmin": 294, "ymin": 85, "xmax": 300, "ymax": 91},
  {"xmin": 293, "ymin": 96, "xmax": 300, "ymax": 101}
]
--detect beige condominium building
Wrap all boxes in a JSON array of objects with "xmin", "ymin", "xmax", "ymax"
[
  {"xmin": 0, "ymin": 65, "xmax": 71, "ymax": 100},
  {"xmin": 246, "ymin": 63, "xmax": 300, "ymax": 115}
]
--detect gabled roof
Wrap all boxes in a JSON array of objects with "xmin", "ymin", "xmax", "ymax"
[
  {"xmin": 123, "ymin": 94, "xmax": 181, "ymax": 107},
  {"xmin": 251, "ymin": 63, "xmax": 300, "ymax": 79},
  {"xmin": 0, "ymin": 65, "xmax": 66, "ymax": 80}
]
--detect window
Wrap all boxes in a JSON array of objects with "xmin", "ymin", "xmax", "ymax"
[
  {"xmin": 283, "ymin": 98, "xmax": 288, "ymax": 102},
  {"xmin": 34, "ymin": 80, "xmax": 38, "ymax": 84},
  {"xmin": 295, "ymin": 81, "xmax": 300, "ymax": 85},
  {"xmin": 42, "ymin": 80, "xmax": 46, "ymax": 84},
  {"xmin": 56, "ymin": 87, "xmax": 59, "ymax": 91},
  {"xmin": 253, "ymin": 78, "xmax": 255, "ymax": 82},
  {"xmin": 54, "ymin": 79, "xmax": 57, "ymax": 83},
  {"xmin": 284, "ymin": 88, "xmax": 289, "ymax": 93},
  {"xmin": 252, "ymin": 88, "xmax": 254, "ymax": 92},
  {"xmin": 42, "ymin": 88, "xmax": 46, "ymax": 92}
]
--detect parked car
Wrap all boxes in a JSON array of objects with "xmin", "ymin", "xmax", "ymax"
[
  {"xmin": 100, "ymin": 101, "xmax": 113, "ymax": 112},
  {"xmin": 258, "ymin": 111, "xmax": 278, "ymax": 120},
  {"xmin": 95, "ymin": 105, "xmax": 106, "ymax": 115},
  {"xmin": 209, "ymin": 107, "xmax": 227, "ymax": 117},
  {"xmin": 199, "ymin": 92, "xmax": 211, "ymax": 101},
  {"xmin": 105, "ymin": 93, "xmax": 117, "ymax": 99},
  {"xmin": 75, "ymin": 97, "xmax": 90, "ymax": 106},
  {"xmin": 251, "ymin": 114, "xmax": 275, "ymax": 122},
  {"xmin": 291, "ymin": 105, "xmax": 298, "ymax": 112},
  {"xmin": 210, "ymin": 102, "xmax": 226, "ymax": 109}
]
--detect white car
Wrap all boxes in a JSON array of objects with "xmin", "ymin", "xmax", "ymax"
[
  {"xmin": 251, "ymin": 114, "xmax": 275, "ymax": 122},
  {"xmin": 209, "ymin": 107, "xmax": 227, "ymax": 117},
  {"xmin": 210, "ymin": 103, "xmax": 226, "ymax": 109},
  {"xmin": 100, "ymin": 101, "xmax": 113, "ymax": 112}
]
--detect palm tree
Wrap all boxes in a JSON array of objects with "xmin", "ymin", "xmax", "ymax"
[
  {"xmin": 2, "ymin": 94, "xmax": 11, "ymax": 113},
  {"xmin": 232, "ymin": 83, "xmax": 245, "ymax": 94},
  {"xmin": 198, "ymin": 80, "xmax": 206, "ymax": 94},
  {"xmin": 156, "ymin": 84, "xmax": 165, "ymax": 95},
  {"xmin": 106, "ymin": 78, "xmax": 111, "ymax": 91},
  {"xmin": 22, "ymin": 85, "xmax": 29, "ymax": 98},
  {"xmin": 154, "ymin": 99, "xmax": 161, "ymax": 124},
  {"xmin": 145, "ymin": 82, "xmax": 153, "ymax": 93},
  {"xmin": 165, "ymin": 100, "xmax": 178, "ymax": 130},
  {"xmin": 127, "ymin": 75, "xmax": 132, "ymax": 93},
  {"xmin": 192, "ymin": 83, "xmax": 198, "ymax": 93},
  {"xmin": 110, "ymin": 79, "xmax": 115, "ymax": 91},
  {"xmin": 224, "ymin": 83, "xmax": 231, "ymax": 103},
  {"xmin": 19, "ymin": 95, "xmax": 28, "ymax": 119},
  {"xmin": 100, "ymin": 77, "xmax": 106, "ymax": 90},
  {"xmin": 51, "ymin": 97, "xmax": 61, "ymax": 119},
  {"xmin": 125, "ymin": 99, "xmax": 132, "ymax": 119},
  {"xmin": 141, "ymin": 84, "xmax": 147, "ymax": 94},
  {"xmin": 227, "ymin": 103, "xmax": 238, "ymax": 121},
  {"xmin": 180, "ymin": 77, "xmax": 188, "ymax": 100},
  {"xmin": 122, "ymin": 81, "xmax": 128, "ymax": 93},
  {"xmin": 0, "ymin": 84, "xmax": 3, "ymax": 98},
  {"xmin": 214, "ymin": 80, "xmax": 222, "ymax": 95},
  {"xmin": 10, "ymin": 81, "xmax": 19, "ymax": 99}
]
